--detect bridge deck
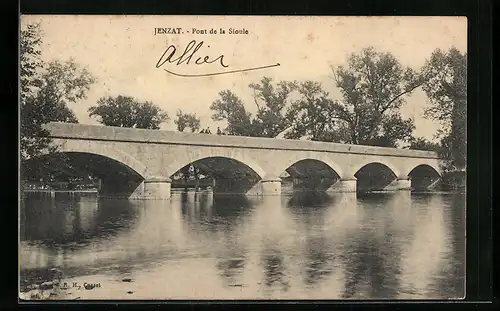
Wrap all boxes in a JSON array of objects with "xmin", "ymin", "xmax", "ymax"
[{"xmin": 44, "ymin": 122, "xmax": 438, "ymax": 159}]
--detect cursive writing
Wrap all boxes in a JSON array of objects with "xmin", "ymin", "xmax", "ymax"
[
  {"xmin": 156, "ymin": 40, "xmax": 228, "ymax": 68},
  {"xmin": 155, "ymin": 40, "xmax": 280, "ymax": 77}
]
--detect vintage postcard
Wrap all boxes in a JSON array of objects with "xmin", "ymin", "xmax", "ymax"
[{"xmin": 19, "ymin": 15, "xmax": 467, "ymax": 300}]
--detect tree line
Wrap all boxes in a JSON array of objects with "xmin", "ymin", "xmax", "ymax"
[
  {"xmin": 20, "ymin": 22, "xmax": 466, "ymax": 183},
  {"xmin": 207, "ymin": 46, "xmax": 466, "ymax": 175}
]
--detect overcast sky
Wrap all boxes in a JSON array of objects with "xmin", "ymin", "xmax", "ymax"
[{"xmin": 21, "ymin": 15, "xmax": 467, "ymax": 141}]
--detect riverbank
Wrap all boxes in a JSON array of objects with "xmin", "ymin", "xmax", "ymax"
[
  {"xmin": 20, "ymin": 268, "xmax": 116, "ymax": 301},
  {"xmin": 20, "ymin": 272, "xmax": 140, "ymax": 300},
  {"xmin": 438, "ymin": 170, "xmax": 466, "ymax": 191},
  {"xmin": 19, "ymin": 268, "xmax": 65, "ymax": 300}
]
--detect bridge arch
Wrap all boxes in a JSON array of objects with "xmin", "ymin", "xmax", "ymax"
[
  {"xmin": 166, "ymin": 151, "xmax": 267, "ymax": 194},
  {"xmin": 166, "ymin": 150, "xmax": 266, "ymax": 180},
  {"xmin": 348, "ymin": 160, "xmax": 401, "ymax": 179},
  {"xmin": 350, "ymin": 161, "xmax": 402, "ymax": 192},
  {"xmin": 406, "ymin": 164, "xmax": 443, "ymax": 191},
  {"xmin": 48, "ymin": 139, "xmax": 152, "ymax": 179},
  {"xmin": 272, "ymin": 153, "xmax": 344, "ymax": 179},
  {"xmin": 406, "ymin": 163, "xmax": 442, "ymax": 178}
]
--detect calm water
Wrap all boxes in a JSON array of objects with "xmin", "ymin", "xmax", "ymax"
[{"xmin": 19, "ymin": 190, "xmax": 465, "ymax": 300}]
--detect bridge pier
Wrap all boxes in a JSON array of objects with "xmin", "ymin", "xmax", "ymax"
[
  {"xmin": 326, "ymin": 177, "xmax": 357, "ymax": 193},
  {"xmin": 410, "ymin": 176, "xmax": 442, "ymax": 191},
  {"xmin": 140, "ymin": 177, "xmax": 172, "ymax": 200},
  {"xmin": 384, "ymin": 176, "xmax": 411, "ymax": 191},
  {"xmin": 260, "ymin": 177, "xmax": 282, "ymax": 195}
]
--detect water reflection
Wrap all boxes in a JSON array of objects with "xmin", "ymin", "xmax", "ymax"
[
  {"xmin": 302, "ymin": 232, "xmax": 334, "ymax": 287},
  {"xmin": 341, "ymin": 192, "xmax": 413, "ymax": 299},
  {"xmin": 261, "ymin": 246, "xmax": 290, "ymax": 295},
  {"xmin": 19, "ymin": 191, "xmax": 465, "ymax": 299}
]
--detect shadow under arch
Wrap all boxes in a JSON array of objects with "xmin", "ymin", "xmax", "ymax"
[
  {"xmin": 408, "ymin": 164, "xmax": 442, "ymax": 192},
  {"xmin": 22, "ymin": 151, "xmax": 146, "ymax": 198},
  {"xmin": 48, "ymin": 139, "xmax": 151, "ymax": 178},
  {"xmin": 287, "ymin": 191, "xmax": 336, "ymax": 209},
  {"xmin": 167, "ymin": 152, "xmax": 266, "ymax": 180},
  {"xmin": 353, "ymin": 162, "xmax": 399, "ymax": 193},
  {"xmin": 280, "ymin": 159, "xmax": 342, "ymax": 192},
  {"xmin": 406, "ymin": 163, "xmax": 442, "ymax": 178},
  {"xmin": 169, "ymin": 156, "xmax": 263, "ymax": 194}
]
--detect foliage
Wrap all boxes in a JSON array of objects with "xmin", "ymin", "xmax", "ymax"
[
  {"xmin": 362, "ymin": 114, "xmax": 415, "ymax": 147},
  {"xmin": 327, "ymin": 47, "xmax": 422, "ymax": 146},
  {"xmin": 174, "ymin": 110, "xmax": 201, "ymax": 132},
  {"xmin": 210, "ymin": 90, "xmax": 254, "ymax": 136},
  {"xmin": 408, "ymin": 136, "xmax": 440, "ymax": 151},
  {"xmin": 22, "ymin": 154, "xmax": 87, "ymax": 182},
  {"xmin": 20, "ymin": 23, "xmax": 43, "ymax": 105},
  {"xmin": 88, "ymin": 95, "xmax": 169, "ymax": 129},
  {"xmin": 210, "ymin": 78, "xmax": 297, "ymax": 137},
  {"xmin": 284, "ymin": 81, "xmax": 340, "ymax": 141},
  {"xmin": 249, "ymin": 77, "xmax": 296, "ymax": 138},
  {"xmin": 421, "ymin": 47, "xmax": 467, "ymax": 170},
  {"xmin": 281, "ymin": 47, "xmax": 419, "ymax": 147},
  {"xmin": 211, "ymin": 48, "xmax": 421, "ymax": 148},
  {"xmin": 435, "ymin": 133, "xmax": 454, "ymax": 171},
  {"xmin": 20, "ymin": 23, "xmax": 96, "ymax": 163}
]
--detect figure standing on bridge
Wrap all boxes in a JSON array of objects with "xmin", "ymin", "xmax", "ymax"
[
  {"xmin": 217, "ymin": 127, "xmax": 222, "ymax": 135},
  {"xmin": 205, "ymin": 127, "xmax": 212, "ymax": 134}
]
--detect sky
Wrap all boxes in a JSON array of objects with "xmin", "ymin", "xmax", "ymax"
[{"xmin": 20, "ymin": 15, "xmax": 467, "ymax": 141}]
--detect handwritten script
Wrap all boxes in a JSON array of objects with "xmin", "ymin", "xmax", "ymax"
[{"xmin": 155, "ymin": 40, "xmax": 280, "ymax": 77}]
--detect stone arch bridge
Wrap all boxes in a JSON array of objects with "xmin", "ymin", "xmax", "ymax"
[{"xmin": 35, "ymin": 122, "xmax": 442, "ymax": 199}]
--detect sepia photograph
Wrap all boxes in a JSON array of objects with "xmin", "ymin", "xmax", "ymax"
[{"xmin": 19, "ymin": 15, "xmax": 467, "ymax": 300}]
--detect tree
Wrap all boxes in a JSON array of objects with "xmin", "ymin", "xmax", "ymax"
[
  {"xmin": 174, "ymin": 110, "xmax": 201, "ymax": 132},
  {"xmin": 88, "ymin": 95, "xmax": 169, "ymax": 129},
  {"xmin": 408, "ymin": 136, "xmax": 440, "ymax": 152},
  {"xmin": 210, "ymin": 90, "xmax": 254, "ymax": 136},
  {"xmin": 20, "ymin": 23, "xmax": 96, "ymax": 162},
  {"xmin": 362, "ymin": 114, "xmax": 415, "ymax": 147},
  {"xmin": 210, "ymin": 78, "xmax": 297, "ymax": 138},
  {"xmin": 326, "ymin": 47, "xmax": 422, "ymax": 146},
  {"xmin": 20, "ymin": 23, "xmax": 43, "ymax": 105},
  {"xmin": 284, "ymin": 81, "xmax": 341, "ymax": 141},
  {"xmin": 249, "ymin": 77, "xmax": 296, "ymax": 138},
  {"xmin": 211, "ymin": 48, "xmax": 420, "ymax": 147},
  {"xmin": 421, "ymin": 47, "xmax": 467, "ymax": 170}
]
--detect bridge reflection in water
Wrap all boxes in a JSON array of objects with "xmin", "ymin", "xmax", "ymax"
[{"xmin": 19, "ymin": 190, "xmax": 465, "ymax": 300}]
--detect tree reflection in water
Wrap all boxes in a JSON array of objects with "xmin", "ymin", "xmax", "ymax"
[
  {"xmin": 285, "ymin": 191, "xmax": 338, "ymax": 288},
  {"xmin": 215, "ymin": 252, "xmax": 246, "ymax": 286},
  {"xmin": 341, "ymin": 192, "xmax": 410, "ymax": 299},
  {"xmin": 20, "ymin": 194, "xmax": 141, "ymax": 281},
  {"xmin": 178, "ymin": 191, "xmax": 254, "ymax": 232},
  {"xmin": 426, "ymin": 193, "xmax": 465, "ymax": 298},
  {"xmin": 437, "ymin": 193, "xmax": 465, "ymax": 298},
  {"xmin": 20, "ymin": 194, "xmax": 138, "ymax": 250},
  {"xmin": 302, "ymin": 234, "xmax": 335, "ymax": 287},
  {"xmin": 287, "ymin": 191, "xmax": 334, "ymax": 211},
  {"xmin": 19, "ymin": 189, "xmax": 466, "ymax": 299},
  {"xmin": 261, "ymin": 246, "xmax": 290, "ymax": 293}
]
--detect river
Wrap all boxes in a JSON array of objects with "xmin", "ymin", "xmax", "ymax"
[{"xmin": 19, "ymin": 190, "xmax": 465, "ymax": 300}]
